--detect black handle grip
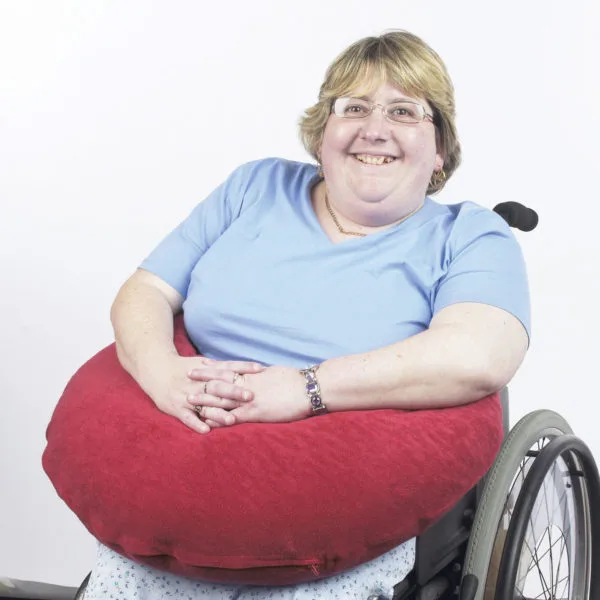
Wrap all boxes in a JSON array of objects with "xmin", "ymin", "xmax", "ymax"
[{"xmin": 493, "ymin": 202, "xmax": 538, "ymax": 231}]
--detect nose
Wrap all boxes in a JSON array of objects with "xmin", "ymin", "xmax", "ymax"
[{"xmin": 359, "ymin": 104, "xmax": 391, "ymax": 142}]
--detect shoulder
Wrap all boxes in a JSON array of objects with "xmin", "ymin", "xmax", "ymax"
[
  {"xmin": 233, "ymin": 157, "xmax": 317, "ymax": 187},
  {"xmin": 428, "ymin": 199, "xmax": 531, "ymax": 338},
  {"xmin": 425, "ymin": 199, "xmax": 517, "ymax": 252},
  {"xmin": 451, "ymin": 201, "xmax": 511, "ymax": 228},
  {"xmin": 224, "ymin": 158, "xmax": 318, "ymax": 211},
  {"xmin": 429, "ymin": 199, "xmax": 511, "ymax": 231}
]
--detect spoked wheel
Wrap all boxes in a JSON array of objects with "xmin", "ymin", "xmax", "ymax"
[
  {"xmin": 495, "ymin": 434, "xmax": 600, "ymax": 600},
  {"xmin": 461, "ymin": 410, "xmax": 575, "ymax": 600}
]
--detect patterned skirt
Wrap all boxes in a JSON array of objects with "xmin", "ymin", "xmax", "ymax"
[{"xmin": 83, "ymin": 538, "xmax": 415, "ymax": 600}]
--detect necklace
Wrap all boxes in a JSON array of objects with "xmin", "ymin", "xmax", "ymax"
[
  {"xmin": 323, "ymin": 189, "xmax": 422, "ymax": 238},
  {"xmin": 324, "ymin": 191, "xmax": 366, "ymax": 237}
]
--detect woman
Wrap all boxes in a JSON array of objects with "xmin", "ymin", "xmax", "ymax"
[{"xmin": 83, "ymin": 30, "xmax": 529, "ymax": 599}]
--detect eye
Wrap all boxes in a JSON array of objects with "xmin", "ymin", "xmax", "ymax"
[
  {"xmin": 334, "ymin": 98, "xmax": 371, "ymax": 118},
  {"xmin": 344, "ymin": 101, "xmax": 369, "ymax": 115},
  {"xmin": 389, "ymin": 102, "xmax": 421, "ymax": 121}
]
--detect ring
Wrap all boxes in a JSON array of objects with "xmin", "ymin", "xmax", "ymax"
[
  {"xmin": 195, "ymin": 405, "xmax": 205, "ymax": 418},
  {"xmin": 232, "ymin": 373, "xmax": 240, "ymax": 385},
  {"xmin": 203, "ymin": 382, "xmax": 208, "ymax": 394}
]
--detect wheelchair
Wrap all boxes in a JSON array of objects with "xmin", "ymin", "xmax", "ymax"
[
  {"xmin": 61, "ymin": 204, "xmax": 600, "ymax": 599},
  {"xmin": 388, "ymin": 390, "xmax": 600, "ymax": 600}
]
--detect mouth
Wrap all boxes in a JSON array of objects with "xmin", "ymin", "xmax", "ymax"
[{"xmin": 353, "ymin": 154, "xmax": 397, "ymax": 166}]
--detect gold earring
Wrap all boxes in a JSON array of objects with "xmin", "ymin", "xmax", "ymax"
[
  {"xmin": 430, "ymin": 169, "xmax": 446, "ymax": 187},
  {"xmin": 317, "ymin": 164, "xmax": 324, "ymax": 179}
]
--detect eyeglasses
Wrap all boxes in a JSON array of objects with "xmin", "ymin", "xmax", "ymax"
[{"xmin": 332, "ymin": 97, "xmax": 434, "ymax": 124}]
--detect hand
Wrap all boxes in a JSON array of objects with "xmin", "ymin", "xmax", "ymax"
[
  {"xmin": 145, "ymin": 356, "xmax": 264, "ymax": 434},
  {"xmin": 198, "ymin": 366, "xmax": 311, "ymax": 425}
]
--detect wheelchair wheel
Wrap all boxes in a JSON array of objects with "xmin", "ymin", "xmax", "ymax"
[
  {"xmin": 461, "ymin": 409, "xmax": 573, "ymax": 600},
  {"xmin": 494, "ymin": 434, "xmax": 599, "ymax": 600}
]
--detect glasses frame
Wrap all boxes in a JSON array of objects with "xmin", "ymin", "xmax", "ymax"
[{"xmin": 332, "ymin": 97, "xmax": 435, "ymax": 125}]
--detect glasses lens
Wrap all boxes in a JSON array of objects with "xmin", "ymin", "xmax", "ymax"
[
  {"xmin": 387, "ymin": 101, "xmax": 424, "ymax": 123},
  {"xmin": 333, "ymin": 98, "xmax": 371, "ymax": 118}
]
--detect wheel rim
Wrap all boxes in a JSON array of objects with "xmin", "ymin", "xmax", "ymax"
[
  {"xmin": 484, "ymin": 436, "xmax": 557, "ymax": 600},
  {"xmin": 461, "ymin": 411, "xmax": 600, "ymax": 600},
  {"xmin": 492, "ymin": 435, "xmax": 596, "ymax": 600},
  {"xmin": 510, "ymin": 449, "xmax": 591, "ymax": 600}
]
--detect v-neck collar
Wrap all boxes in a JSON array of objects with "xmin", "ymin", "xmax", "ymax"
[{"xmin": 301, "ymin": 172, "xmax": 437, "ymax": 246}]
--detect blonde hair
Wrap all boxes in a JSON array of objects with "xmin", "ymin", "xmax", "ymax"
[{"xmin": 299, "ymin": 31, "xmax": 461, "ymax": 194}]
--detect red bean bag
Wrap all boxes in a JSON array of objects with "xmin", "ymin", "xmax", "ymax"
[{"xmin": 42, "ymin": 317, "xmax": 502, "ymax": 585}]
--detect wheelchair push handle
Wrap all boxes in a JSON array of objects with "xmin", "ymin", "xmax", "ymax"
[{"xmin": 493, "ymin": 202, "xmax": 538, "ymax": 231}]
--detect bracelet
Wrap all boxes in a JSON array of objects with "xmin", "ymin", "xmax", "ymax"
[{"xmin": 299, "ymin": 365, "xmax": 328, "ymax": 416}]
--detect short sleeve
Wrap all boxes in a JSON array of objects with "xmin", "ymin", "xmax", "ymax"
[
  {"xmin": 139, "ymin": 161, "xmax": 258, "ymax": 296},
  {"xmin": 433, "ymin": 205, "xmax": 531, "ymax": 338}
]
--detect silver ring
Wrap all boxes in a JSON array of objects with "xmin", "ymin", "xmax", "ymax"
[
  {"xmin": 232, "ymin": 372, "xmax": 240, "ymax": 385},
  {"xmin": 203, "ymin": 382, "xmax": 208, "ymax": 394},
  {"xmin": 195, "ymin": 405, "xmax": 205, "ymax": 418}
]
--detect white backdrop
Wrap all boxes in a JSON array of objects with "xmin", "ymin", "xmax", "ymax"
[{"xmin": 1, "ymin": 0, "xmax": 599, "ymax": 587}]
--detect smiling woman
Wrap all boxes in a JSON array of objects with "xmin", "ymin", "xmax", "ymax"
[
  {"xmin": 79, "ymin": 29, "xmax": 529, "ymax": 600},
  {"xmin": 314, "ymin": 78, "xmax": 444, "ymax": 233},
  {"xmin": 297, "ymin": 33, "xmax": 461, "ymax": 237}
]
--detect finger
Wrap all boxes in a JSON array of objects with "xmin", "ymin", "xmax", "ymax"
[
  {"xmin": 187, "ymin": 370, "xmax": 253, "ymax": 398},
  {"xmin": 198, "ymin": 406, "xmax": 236, "ymax": 427},
  {"xmin": 188, "ymin": 364, "xmax": 262, "ymax": 381},
  {"xmin": 197, "ymin": 359, "xmax": 265, "ymax": 373},
  {"xmin": 187, "ymin": 367, "xmax": 235, "ymax": 382},
  {"xmin": 180, "ymin": 409, "xmax": 211, "ymax": 435},
  {"xmin": 205, "ymin": 380, "xmax": 253, "ymax": 402},
  {"xmin": 187, "ymin": 393, "xmax": 242, "ymax": 411},
  {"xmin": 203, "ymin": 419, "xmax": 222, "ymax": 428},
  {"xmin": 228, "ymin": 404, "xmax": 253, "ymax": 423},
  {"xmin": 214, "ymin": 360, "xmax": 265, "ymax": 374}
]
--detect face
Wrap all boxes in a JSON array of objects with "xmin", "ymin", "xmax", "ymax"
[{"xmin": 319, "ymin": 81, "xmax": 444, "ymax": 226}]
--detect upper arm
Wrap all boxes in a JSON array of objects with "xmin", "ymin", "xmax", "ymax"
[
  {"xmin": 428, "ymin": 206, "xmax": 531, "ymax": 388},
  {"xmin": 130, "ymin": 268, "xmax": 184, "ymax": 313},
  {"xmin": 429, "ymin": 302, "xmax": 529, "ymax": 388},
  {"xmin": 433, "ymin": 205, "xmax": 531, "ymax": 341},
  {"xmin": 138, "ymin": 160, "xmax": 260, "ymax": 297}
]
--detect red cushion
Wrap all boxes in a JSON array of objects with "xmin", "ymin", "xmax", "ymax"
[{"xmin": 42, "ymin": 317, "xmax": 503, "ymax": 585}]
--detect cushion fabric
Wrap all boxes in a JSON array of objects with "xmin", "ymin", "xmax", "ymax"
[{"xmin": 43, "ymin": 317, "xmax": 503, "ymax": 585}]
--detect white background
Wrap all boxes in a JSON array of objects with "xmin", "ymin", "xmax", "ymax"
[{"xmin": 1, "ymin": 0, "xmax": 599, "ymax": 587}]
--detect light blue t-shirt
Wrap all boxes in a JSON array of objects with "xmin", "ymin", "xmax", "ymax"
[{"xmin": 141, "ymin": 158, "xmax": 530, "ymax": 367}]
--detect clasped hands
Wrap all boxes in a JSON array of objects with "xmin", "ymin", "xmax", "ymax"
[{"xmin": 149, "ymin": 355, "xmax": 310, "ymax": 434}]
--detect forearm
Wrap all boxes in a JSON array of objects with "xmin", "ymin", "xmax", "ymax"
[
  {"xmin": 110, "ymin": 274, "xmax": 182, "ymax": 390},
  {"xmin": 318, "ymin": 325, "xmax": 506, "ymax": 412}
]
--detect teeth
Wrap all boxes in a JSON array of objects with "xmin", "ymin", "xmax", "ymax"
[{"xmin": 355, "ymin": 154, "xmax": 395, "ymax": 165}]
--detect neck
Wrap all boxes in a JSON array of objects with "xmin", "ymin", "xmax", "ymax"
[{"xmin": 320, "ymin": 183, "xmax": 423, "ymax": 236}]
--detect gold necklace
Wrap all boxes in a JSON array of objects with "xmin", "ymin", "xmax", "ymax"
[
  {"xmin": 324, "ymin": 191, "xmax": 366, "ymax": 237},
  {"xmin": 324, "ymin": 189, "xmax": 422, "ymax": 237}
]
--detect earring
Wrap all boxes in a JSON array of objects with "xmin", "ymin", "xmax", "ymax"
[
  {"xmin": 317, "ymin": 163, "xmax": 324, "ymax": 179},
  {"xmin": 430, "ymin": 169, "xmax": 446, "ymax": 187}
]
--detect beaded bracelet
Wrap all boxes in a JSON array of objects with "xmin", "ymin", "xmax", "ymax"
[{"xmin": 299, "ymin": 365, "xmax": 328, "ymax": 416}]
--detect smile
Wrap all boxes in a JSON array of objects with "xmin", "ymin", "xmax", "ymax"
[{"xmin": 353, "ymin": 154, "xmax": 396, "ymax": 165}]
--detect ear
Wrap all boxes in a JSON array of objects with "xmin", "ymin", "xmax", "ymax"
[{"xmin": 434, "ymin": 128, "xmax": 445, "ymax": 171}]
